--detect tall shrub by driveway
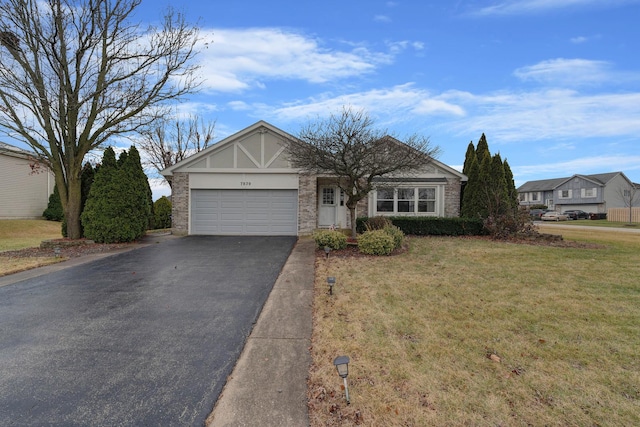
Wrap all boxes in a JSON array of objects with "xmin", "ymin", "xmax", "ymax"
[
  {"xmin": 81, "ymin": 146, "xmax": 152, "ymax": 243},
  {"xmin": 153, "ymin": 196, "xmax": 172, "ymax": 229}
]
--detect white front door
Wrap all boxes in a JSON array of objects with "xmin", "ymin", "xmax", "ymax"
[{"xmin": 318, "ymin": 186, "xmax": 338, "ymax": 227}]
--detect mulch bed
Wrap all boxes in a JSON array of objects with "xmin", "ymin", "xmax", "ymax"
[{"xmin": 2, "ymin": 240, "xmax": 139, "ymax": 259}]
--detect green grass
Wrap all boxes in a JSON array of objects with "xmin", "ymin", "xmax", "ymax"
[{"xmin": 309, "ymin": 230, "xmax": 640, "ymax": 426}]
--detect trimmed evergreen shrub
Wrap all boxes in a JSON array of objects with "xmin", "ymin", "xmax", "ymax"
[
  {"xmin": 81, "ymin": 146, "xmax": 151, "ymax": 243},
  {"xmin": 357, "ymin": 216, "xmax": 485, "ymax": 236},
  {"xmin": 153, "ymin": 196, "xmax": 172, "ymax": 229},
  {"xmin": 313, "ymin": 230, "xmax": 347, "ymax": 250},
  {"xmin": 358, "ymin": 229, "xmax": 395, "ymax": 255},
  {"xmin": 43, "ymin": 186, "xmax": 63, "ymax": 221}
]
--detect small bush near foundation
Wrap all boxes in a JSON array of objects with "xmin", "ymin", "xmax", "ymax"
[
  {"xmin": 358, "ymin": 229, "xmax": 395, "ymax": 255},
  {"xmin": 384, "ymin": 225, "xmax": 404, "ymax": 249},
  {"xmin": 313, "ymin": 230, "xmax": 347, "ymax": 250}
]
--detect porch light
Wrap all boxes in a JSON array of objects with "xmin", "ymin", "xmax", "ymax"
[
  {"xmin": 324, "ymin": 246, "xmax": 331, "ymax": 258},
  {"xmin": 54, "ymin": 246, "xmax": 61, "ymax": 258},
  {"xmin": 333, "ymin": 355, "xmax": 350, "ymax": 404},
  {"xmin": 327, "ymin": 276, "xmax": 336, "ymax": 295}
]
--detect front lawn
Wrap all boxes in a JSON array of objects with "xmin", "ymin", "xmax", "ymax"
[
  {"xmin": 0, "ymin": 219, "xmax": 62, "ymax": 251},
  {"xmin": 0, "ymin": 219, "xmax": 65, "ymax": 276},
  {"xmin": 309, "ymin": 229, "xmax": 640, "ymax": 426}
]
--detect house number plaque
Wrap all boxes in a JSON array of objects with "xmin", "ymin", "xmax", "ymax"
[{"xmin": 240, "ymin": 181, "xmax": 252, "ymax": 187}]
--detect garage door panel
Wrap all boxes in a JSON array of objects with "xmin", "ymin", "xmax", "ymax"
[{"xmin": 191, "ymin": 189, "xmax": 298, "ymax": 235}]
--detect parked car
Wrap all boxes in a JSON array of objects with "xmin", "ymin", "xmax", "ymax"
[
  {"xmin": 541, "ymin": 211, "xmax": 568, "ymax": 221},
  {"xmin": 563, "ymin": 210, "xmax": 590, "ymax": 220},
  {"xmin": 529, "ymin": 209, "xmax": 549, "ymax": 220}
]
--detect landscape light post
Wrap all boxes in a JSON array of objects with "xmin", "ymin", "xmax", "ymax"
[
  {"xmin": 333, "ymin": 355, "xmax": 350, "ymax": 404},
  {"xmin": 327, "ymin": 276, "xmax": 335, "ymax": 295},
  {"xmin": 324, "ymin": 246, "xmax": 331, "ymax": 258}
]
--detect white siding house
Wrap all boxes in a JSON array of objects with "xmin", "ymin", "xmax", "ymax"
[{"xmin": 0, "ymin": 142, "xmax": 55, "ymax": 218}]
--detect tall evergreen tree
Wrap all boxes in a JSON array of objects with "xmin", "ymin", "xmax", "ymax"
[
  {"xmin": 503, "ymin": 159, "xmax": 518, "ymax": 211},
  {"xmin": 462, "ymin": 141, "xmax": 476, "ymax": 175},
  {"xmin": 461, "ymin": 154, "xmax": 480, "ymax": 218},
  {"xmin": 486, "ymin": 153, "xmax": 509, "ymax": 216},
  {"xmin": 82, "ymin": 146, "xmax": 151, "ymax": 243},
  {"xmin": 475, "ymin": 134, "xmax": 490, "ymax": 161}
]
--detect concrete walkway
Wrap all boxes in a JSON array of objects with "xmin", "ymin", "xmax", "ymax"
[{"xmin": 207, "ymin": 237, "xmax": 315, "ymax": 427}]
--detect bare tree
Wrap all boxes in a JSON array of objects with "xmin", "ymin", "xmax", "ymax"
[
  {"xmin": 285, "ymin": 106, "xmax": 441, "ymax": 238},
  {"xmin": 137, "ymin": 114, "xmax": 215, "ymax": 187},
  {"xmin": 0, "ymin": 0, "xmax": 200, "ymax": 238},
  {"xmin": 617, "ymin": 181, "xmax": 640, "ymax": 224}
]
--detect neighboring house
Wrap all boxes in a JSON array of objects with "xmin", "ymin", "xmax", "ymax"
[
  {"xmin": 161, "ymin": 121, "xmax": 467, "ymax": 236},
  {"xmin": 0, "ymin": 142, "xmax": 55, "ymax": 218},
  {"xmin": 517, "ymin": 172, "xmax": 635, "ymax": 214}
]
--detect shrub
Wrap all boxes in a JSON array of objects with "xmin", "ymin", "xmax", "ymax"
[
  {"xmin": 384, "ymin": 225, "xmax": 404, "ymax": 249},
  {"xmin": 364, "ymin": 216, "xmax": 393, "ymax": 231},
  {"xmin": 42, "ymin": 186, "xmax": 63, "ymax": 221},
  {"xmin": 358, "ymin": 229, "xmax": 395, "ymax": 255},
  {"xmin": 484, "ymin": 210, "xmax": 539, "ymax": 240},
  {"xmin": 313, "ymin": 230, "xmax": 347, "ymax": 250},
  {"xmin": 153, "ymin": 196, "xmax": 172, "ymax": 229},
  {"xmin": 82, "ymin": 146, "xmax": 151, "ymax": 243},
  {"xmin": 357, "ymin": 216, "xmax": 485, "ymax": 236}
]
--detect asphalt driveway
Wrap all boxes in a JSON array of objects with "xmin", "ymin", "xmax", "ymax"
[{"xmin": 0, "ymin": 235, "xmax": 297, "ymax": 426}]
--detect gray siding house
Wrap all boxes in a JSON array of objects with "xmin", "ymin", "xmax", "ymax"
[
  {"xmin": 517, "ymin": 172, "xmax": 635, "ymax": 214},
  {"xmin": 162, "ymin": 121, "xmax": 466, "ymax": 236},
  {"xmin": 0, "ymin": 142, "xmax": 55, "ymax": 218}
]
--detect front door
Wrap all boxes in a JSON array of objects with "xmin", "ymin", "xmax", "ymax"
[{"xmin": 318, "ymin": 186, "xmax": 338, "ymax": 227}]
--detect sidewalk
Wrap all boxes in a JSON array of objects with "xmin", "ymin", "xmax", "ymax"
[{"xmin": 207, "ymin": 237, "xmax": 316, "ymax": 427}]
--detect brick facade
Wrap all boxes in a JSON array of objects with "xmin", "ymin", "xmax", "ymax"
[
  {"xmin": 171, "ymin": 172, "xmax": 189, "ymax": 235},
  {"xmin": 169, "ymin": 173, "xmax": 464, "ymax": 236},
  {"xmin": 444, "ymin": 178, "xmax": 462, "ymax": 217},
  {"xmin": 297, "ymin": 173, "xmax": 317, "ymax": 235}
]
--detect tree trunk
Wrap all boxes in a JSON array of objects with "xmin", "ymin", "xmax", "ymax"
[
  {"xmin": 64, "ymin": 175, "xmax": 83, "ymax": 239},
  {"xmin": 349, "ymin": 207, "xmax": 357, "ymax": 238}
]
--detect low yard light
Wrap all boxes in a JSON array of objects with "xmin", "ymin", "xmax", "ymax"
[
  {"xmin": 54, "ymin": 246, "xmax": 61, "ymax": 258},
  {"xmin": 327, "ymin": 276, "xmax": 336, "ymax": 295},
  {"xmin": 333, "ymin": 355, "xmax": 350, "ymax": 404},
  {"xmin": 324, "ymin": 246, "xmax": 331, "ymax": 258}
]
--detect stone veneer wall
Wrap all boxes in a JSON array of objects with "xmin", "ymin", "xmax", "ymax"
[
  {"xmin": 297, "ymin": 173, "xmax": 317, "ymax": 234},
  {"xmin": 444, "ymin": 178, "xmax": 462, "ymax": 217},
  {"xmin": 171, "ymin": 172, "xmax": 189, "ymax": 235}
]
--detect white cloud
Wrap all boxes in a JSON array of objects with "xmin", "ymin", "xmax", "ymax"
[
  {"xmin": 374, "ymin": 15, "xmax": 392, "ymax": 23},
  {"xmin": 442, "ymin": 89, "xmax": 640, "ymax": 142},
  {"xmin": 260, "ymin": 83, "xmax": 465, "ymax": 123},
  {"xmin": 514, "ymin": 58, "xmax": 613, "ymax": 86},
  {"xmin": 196, "ymin": 28, "xmax": 394, "ymax": 93},
  {"xmin": 472, "ymin": 0, "xmax": 638, "ymax": 16}
]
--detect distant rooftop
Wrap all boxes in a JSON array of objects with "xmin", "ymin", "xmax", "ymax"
[{"xmin": 517, "ymin": 172, "xmax": 622, "ymax": 192}]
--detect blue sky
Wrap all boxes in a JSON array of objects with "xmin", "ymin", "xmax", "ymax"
[{"xmin": 13, "ymin": 0, "xmax": 640, "ymax": 199}]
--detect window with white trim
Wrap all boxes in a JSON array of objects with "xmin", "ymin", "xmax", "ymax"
[
  {"xmin": 376, "ymin": 188, "xmax": 394, "ymax": 212},
  {"xmin": 531, "ymin": 192, "xmax": 539, "ymax": 201},
  {"xmin": 375, "ymin": 187, "xmax": 437, "ymax": 214},
  {"xmin": 519, "ymin": 193, "xmax": 526, "ymax": 202},
  {"xmin": 559, "ymin": 189, "xmax": 572, "ymax": 199},
  {"xmin": 418, "ymin": 188, "xmax": 436, "ymax": 212},
  {"xmin": 582, "ymin": 188, "xmax": 597, "ymax": 198}
]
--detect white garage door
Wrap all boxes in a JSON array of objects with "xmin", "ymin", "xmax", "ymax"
[{"xmin": 191, "ymin": 189, "xmax": 298, "ymax": 235}]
